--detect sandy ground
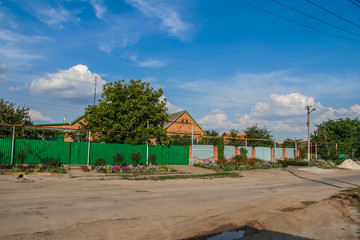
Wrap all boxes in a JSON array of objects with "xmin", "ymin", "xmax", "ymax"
[{"xmin": 0, "ymin": 167, "xmax": 360, "ymax": 240}]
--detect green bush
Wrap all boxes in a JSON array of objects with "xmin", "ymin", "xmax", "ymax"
[
  {"xmin": 94, "ymin": 158, "xmax": 106, "ymax": 167},
  {"xmin": 149, "ymin": 154, "xmax": 157, "ymax": 165},
  {"xmin": 46, "ymin": 158, "xmax": 62, "ymax": 168},
  {"xmin": 131, "ymin": 152, "xmax": 142, "ymax": 166},
  {"xmin": 113, "ymin": 152, "xmax": 124, "ymax": 166},
  {"xmin": 56, "ymin": 168, "xmax": 66, "ymax": 173},
  {"xmin": 16, "ymin": 150, "xmax": 27, "ymax": 165}
]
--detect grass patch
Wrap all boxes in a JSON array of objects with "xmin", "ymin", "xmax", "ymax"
[
  {"xmin": 341, "ymin": 188, "xmax": 360, "ymax": 193},
  {"xmin": 119, "ymin": 172, "xmax": 242, "ymax": 181},
  {"xmin": 301, "ymin": 201, "xmax": 317, "ymax": 207},
  {"xmin": 340, "ymin": 188, "xmax": 360, "ymax": 213}
]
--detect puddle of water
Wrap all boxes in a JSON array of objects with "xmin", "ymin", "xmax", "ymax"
[{"xmin": 206, "ymin": 229, "xmax": 245, "ymax": 240}]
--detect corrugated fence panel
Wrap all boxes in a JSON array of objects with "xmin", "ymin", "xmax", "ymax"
[
  {"xmin": 255, "ymin": 147, "xmax": 271, "ymax": 161},
  {"xmin": 286, "ymin": 148, "xmax": 295, "ymax": 159},
  {"xmin": 275, "ymin": 148, "xmax": 283, "ymax": 159},
  {"xmin": 224, "ymin": 146, "xmax": 235, "ymax": 159},
  {"xmin": 160, "ymin": 145, "xmax": 189, "ymax": 165},
  {"xmin": 193, "ymin": 145, "xmax": 214, "ymax": 159},
  {"xmin": 0, "ymin": 138, "xmax": 12, "ymax": 164},
  {"xmin": 0, "ymin": 138, "xmax": 189, "ymax": 165},
  {"xmin": 90, "ymin": 143, "xmax": 146, "ymax": 165},
  {"xmin": 14, "ymin": 139, "xmax": 71, "ymax": 165},
  {"xmin": 70, "ymin": 142, "xmax": 89, "ymax": 165}
]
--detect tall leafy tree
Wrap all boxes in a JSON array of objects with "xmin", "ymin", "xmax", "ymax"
[
  {"xmin": 244, "ymin": 124, "xmax": 273, "ymax": 147},
  {"xmin": 82, "ymin": 80, "xmax": 169, "ymax": 144},
  {"xmin": 311, "ymin": 118, "xmax": 359, "ymax": 158},
  {"xmin": 0, "ymin": 98, "xmax": 32, "ymax": 138},
  {"xmin": 0, "ymin": 98, "xmax": 62, "ymax": 140},
  {"xmin": 199, "ymin": 129, "xmax": 219, "ymax": 145},
  {"xmin": 226, "ymin": 129, "xmax": 244, "ymax": 146}
]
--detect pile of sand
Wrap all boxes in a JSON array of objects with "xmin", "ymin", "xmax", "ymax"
[{"xmin": 338, "ymin": 159, "xmax": 360, "ymax": 170}]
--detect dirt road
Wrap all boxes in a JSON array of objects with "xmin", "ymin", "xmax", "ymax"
[{"xmin": 0, "ymin": 167, "xmax": 359, "ymax": 239}]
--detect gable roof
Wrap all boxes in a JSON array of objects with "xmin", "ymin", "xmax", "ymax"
[
  {"xmin": 34, "ymin": 113, "xmax": 86, "ymax": 126},
  {"xmin": 165, "ymin": 111, "xmax": 186, "ymax": 129},
  {"xmin": 165, "ymin": 111, "xmax": 203, "ymax": 134}
]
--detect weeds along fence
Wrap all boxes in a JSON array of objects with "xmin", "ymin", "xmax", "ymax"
[{"xmin": 0, "ymin": 124, "xmax": 189, "ymax": 165}]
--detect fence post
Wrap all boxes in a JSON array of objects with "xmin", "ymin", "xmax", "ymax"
[
  {"xmin": 10, "ymin": 126, "xmax": 15, "ymax": 165},
  {"xmin": 273, "ymin": 140, "xmax": 276, "ymax": 162},
  {"xmin": 191, "ymin": 124, "xmax": 194, "ymax": 165},
  {"xmin": 87, "ymin": 130, "xmax": 91, "ymax": 165},
  {"xmin": 295, "ymin": 142, "xmax": 297, "ymax": 158}
]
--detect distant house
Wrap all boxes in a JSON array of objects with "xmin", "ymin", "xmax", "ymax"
[
  {"xmin": 165, "ymin": 111, "xmax": 204, "ymax": 138},
  {"xmin": 34, "ymin": 114, "xmax": 87, "ymax": 142},
  {"xmin": 222, "ymin": 132, "xmax": 247, "ymax": 138},
  {"xmin": 222, "ymin": 132, "xmax": 247, "ymax": 145}
]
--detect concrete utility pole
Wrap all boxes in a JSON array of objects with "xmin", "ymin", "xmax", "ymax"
[{"xmin": 306, "ymin": 105, "xmax": 317, "ymax": 161}]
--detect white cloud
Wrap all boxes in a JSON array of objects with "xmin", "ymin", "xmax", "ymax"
[
  {"xmin": 8, "ymin": 86, "xmax": 22, "ymax": 91},
  {"xmin": 30, "ymin": 64, "xmax": 106, "ymax": 99},
  {"xmin": 28, "ymin": 110, "xmax": 52, "ymax": 122},
  {"xmin": 36, "ymin": 7, "xmax": 73, "ymax": 26},
  {"xmin": 124, "ymin": 54, "xmax": 167, "ymax": 68},
  {"xmin": 126, "ymin": 0, "xmax": 193, "ymax": 40},
  {"xmin": 198, "ymin": 92, "xmax": 360, "ymax": 139},
  {"xmin": 89, "ymin": 0, "xmax": 107, "ymax": 19},
  {"xmin": 351, "ymin": 105, "xmax": 360, "ymax": 114},
  {"xmin": 252, "ymin": 93, "xmax": 318, "ymax": 117},
  {"xmin": 160, "ymin": 96, "xmax": 183, "ymax": 113},
  {"xmin": 0, "ymin": 29, "xmax": 48, "ymax": 60}
]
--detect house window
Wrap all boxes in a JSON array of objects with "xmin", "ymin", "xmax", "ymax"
[
  {"xmin": 186, "ymin": 120, "xmax": 188, "ymax": 123},
  {"xmin": 182, "ymin": 119, "xmax": 184, "ymax": 123}
]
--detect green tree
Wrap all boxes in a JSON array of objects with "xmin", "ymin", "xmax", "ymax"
[
  {"xmin": 226, "ymin": 129, "xmax": 244, "ymax": 146},
  {"xmin": 311, "ymin": 118, "xmax": 359, "ymax": 158},
  {"xmin": 81, "ymin": 80, "xmax": 169, "ymax": 144},
  {"xmin": 0, "ymin": 98, "xmax": 62, "ymax": 140},
  {"xmin": 244, "ymin": 124, "xmax": 273, "ymax": 147},
  {"xmin": 200, "ymin": 129, "xmax": 219, "ymax": 145},
  {"xmin": 169, "ymin": 135, "xmax": 191, "ymax": 145},
  {"xmin": 0, "ymin": 98, "xmax": 32, "ymax": 138}
]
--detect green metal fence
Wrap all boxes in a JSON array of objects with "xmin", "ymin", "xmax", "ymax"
[{"xmin": 0, "ymin": 138, "xmax": 189, "ymax": 165}]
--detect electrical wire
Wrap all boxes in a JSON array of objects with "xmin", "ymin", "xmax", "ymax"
[
  {"xmin": 349, "ymin": 0, "xmax": 360, "ymax": 9},
  {"xmin": 305, "ymin": 0, "xmax": 360, "ymax": 29},
  {"xmin": 271, "ymin": 0, "xmax": 360, "ymax": 37},
  {"xmin": 237, "ymin": 0, "xmax": 360, "ymax": 44}
]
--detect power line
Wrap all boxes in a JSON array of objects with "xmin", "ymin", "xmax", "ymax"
[
  {"xmin": 271, "ymin": 0, "xmax": 360, "ymax": 37},
  {"xmin": 349, "ymin": 0, "xmax": 360, "ymax": 9},
  {"xmin": 237, "ymin": 0, "xmax": 360, "ymax": 44},
  {"xmin": 305, "ymin": 0, "xmax": 360, "ymax": 29}
]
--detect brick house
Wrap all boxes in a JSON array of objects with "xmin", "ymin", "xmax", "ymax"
[{"xmin": 165, "ymin": 111, "xmax": 204, "ymax": 138}]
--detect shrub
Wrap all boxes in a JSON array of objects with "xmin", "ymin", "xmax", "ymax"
[
  {"xmin": 94, "ymin": 158, "xmax": 106, "ymax": 167},
  {"xmin": 46, "ymin": 158, "xmax": 62, "ymax": 168},
  {"xmin": 149, "ymin": 154, "xmax": 157, "ymax": 165},
  {"xmin": 239, "ymin": 147, "xmax": 248, "ymax": 159},
  {"xmin": 16, "ymin": 150, "xmax": 27, "ymax": 166},
  {"xmin": 34, "ymin": 166, "xmax": 41, "ymax": 173},
  {"xmin": 113, "ymin": 152, "xmax": 124, "ymax": 166},
  {"xmin": 56, "ymin": 168, "xmax": 66, "ymax": 173},
  {"xmin": 131, "ymin": 152, "xmax": 142, "ymax": 166}
]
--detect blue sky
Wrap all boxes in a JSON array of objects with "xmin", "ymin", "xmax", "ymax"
[{"xmin": 1, "ymin": 0, "xmax": 360, "ymax": 140}]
